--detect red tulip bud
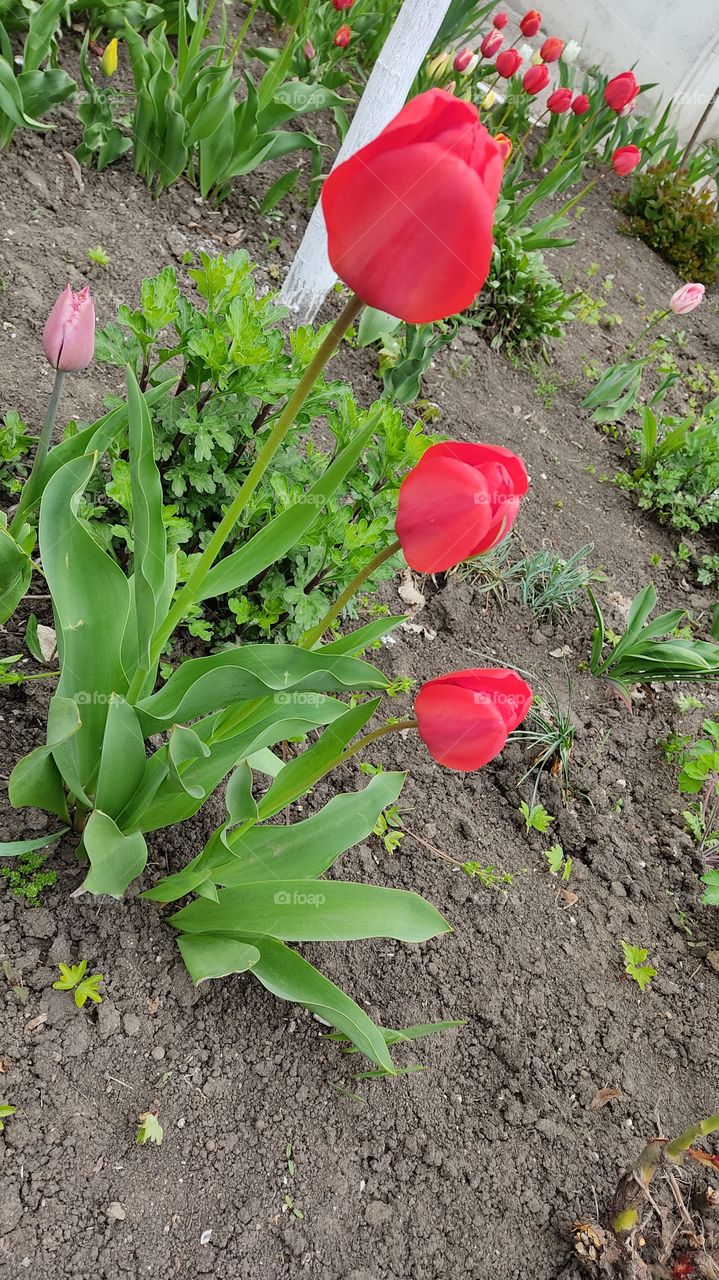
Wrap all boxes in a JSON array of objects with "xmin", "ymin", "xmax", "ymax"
[
  {"xmin": 519, "ymin": 9, "xmax": 542, "ymax": 36},
  {"xmin": 332, "ymin": 0, "xmax": 354, "ymax": 8},
  {"xmin": 547, "ymin": 87, "xmax": 572, "ymax": 113},
  {"xmin": 334, "ymin": 24, "xmax": 351, "ymax": 47},
  {"xmin": 454, "ymin": 47, "xmax": 478, "ymax": 73},
  {"xmin": 611, "ymin": 144, "xmax": 641, "ymax": 175},
  {"xmin": 571, "ymin": 93, "xmax": 590, "ymax": 115},
  {"xmin": 321, "ymin": 90, "xmax": 505, "ymax": 324},
  {"xmin": 540, "ymin": 36, "xmax": 563, "ymax": 62},
  {"xmin": 415, "ymin": 668, "xmax": 533, "ymax": 771},
  {"xmin": 395, "ymin": 440, "xmax": 528, "ymax": 572},
  {"xmin": 493, "ymin": 11, "xmax": 508, "ymax": 28},
  {"xmin": 495, "ymin": 48, "xmax": 522, "ymax": 77},
  {"xmin": 43, "ymin": 284, "xmax": 95, "ymax": 372},
  {"xmin": 480, "ymin": 29, "xmax": 504, "ymax": 58},
  {"xmin": 604, "ymin": 70, "xmax": 639, "ymax": 112},
  {"xmin": 523, "ymin": 63, "xmax": 550, "ymax": 94}
]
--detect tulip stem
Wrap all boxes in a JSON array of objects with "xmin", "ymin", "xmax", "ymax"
[
  {"xmin": 553, "ymin": 171, "xmax": 601, "ymax": 219},
  {"xmin": 301, "ymin": 537, "xmax": 402, "ymax": 650},
  {"xmin": 624, "ymin": 308, "xmax": 671, "ymax": 357},
  {"xmin": 11, "ymin": 370, "xmax": 66, "ymax": 536},
  {"xmin": 336, "ymin": 718, "xmax": 419, "ymax": 766},
  {"xmin": 129, "ymin": 292, "xmax": 364, "ymax": 701}
]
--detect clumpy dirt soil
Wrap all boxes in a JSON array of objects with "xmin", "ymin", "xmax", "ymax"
[{"xmin": 1, "ymin": 41, "xmax": 718, "ymax": 1280}]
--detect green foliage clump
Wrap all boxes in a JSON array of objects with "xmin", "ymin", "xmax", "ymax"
[
  {"xmin": 0, "ymin": 851, "xmax": 57, "ymax": 903},
  {"xmin": 467, "ymin": 222, "xmax": 576, "ymax": 351},
  {"xmin": 616, "ymin": 161, "xmax": 719, "ymax": 284},
  {"xmin": 631, "ymin": 399, "xmax": 719, "ymax": 535},
  {"xmin": 93, "ymin": 252, "xmax": 437, "ymax": 644},
  {"xmin": 0, "ymin": 411, "xmax": 32, "ymax": 500}
]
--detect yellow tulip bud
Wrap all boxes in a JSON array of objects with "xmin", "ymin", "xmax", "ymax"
[
  {"xmin": 427, "ymin": 51, "xmax": 451, "ymax": 81},
  {"xmin": 101, "ymin": 37, "xmax": 118, "ymax": 77},
  {"xmin": 481, "ymin": 89, "xmax": 496, "ymax": 110},
  {"xmin": 531, "ymin": 49, "xmax": 543, "ymax": 65}
]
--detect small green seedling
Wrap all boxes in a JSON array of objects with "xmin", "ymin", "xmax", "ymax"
[
  {"xmin": 520, "ymin": 800, "xmax": 555, "ymax": 834},
  {"xmin": 462, "ymin": 862, "xmax": 514, "ymax": 889},
  {"xmin": 701, "ymin": 870, "xmax": 719, "ymax": 905},
  {"xmin": 52, "ymin": 960, "xmax": 103, "ymax": 1008},
  {"xmin": 360, "ymin": 763, "xmax": 405, "ymax": 855},
  {"xmin": 136, "ymin": 1110, "xmax": 163, "ymax": 1145},
  {"xmin": 87, "ymin": 245, "xmax": 111, "ymax": 267},
  {"xmin": 676, "ymin": 719, "xmax": 719, "ymax": 855},
  {"xmin": 622, "ymin": 941, "xmax": 656, "ymax": 992},
  {"xmin": 0, "ymin": 851, "xmax": 57, "ymax": 904},
  {"xmin": 545, "ymin": 843, "xmax": 572, "ymax": 881},
  {"xmin": 0, "ymin": 1105, "xmax": 16, "ymax": 1132}
]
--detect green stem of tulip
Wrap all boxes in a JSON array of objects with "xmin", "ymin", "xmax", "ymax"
[
  {"xmin": 128, "ymin": 292, "xmax": 364, "ymax": 702},
  {"xmin": 301, "ymin": 537, "xmax": 402, "ymax": 650},
  {"xmin": 516, "ymin": 108, "xmax": 548, "ymax": 154},
  {"xmin": 229, "ymin": 0, "xmax": 261, "ymax": 58},
  {"xmin": 624, "ymin": 308, "xmax": 671, "ymax": 357},
  {"xmin": 335, "ymin": 718, "xmax": 419, "ymax": 767},
  {"xmin": 10, "ymin": 370, "xmax": 66, "ymax": 537},
  {"xmin": 553, "ymin": 171, "xmax": 601, "ymax": 219}
]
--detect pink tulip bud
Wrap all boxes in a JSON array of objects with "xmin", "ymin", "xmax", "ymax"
[
  {"xmin": 42, "ymin": 284, "xmax": 95, "ymax": 372},
  {"xmin": 303, "ymin": 38, "xmax": 315, "ymax": 59},
  {"xmin": 480, "ymin": 29, "xmax": 504, "ymax": 59},
  {"xmin": 669, "ymin": 282, "xmax": 705, "ymax": 315}
]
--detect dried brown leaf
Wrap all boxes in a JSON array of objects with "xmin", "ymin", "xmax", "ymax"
[{"xmin": 590, "ymin": 1086, "xmax": 623, "ymax": 1110}]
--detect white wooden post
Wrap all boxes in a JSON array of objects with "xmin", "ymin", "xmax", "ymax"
[{"xmin": 279, "ymin": 0, "xmax": 453, "ymax": 323}]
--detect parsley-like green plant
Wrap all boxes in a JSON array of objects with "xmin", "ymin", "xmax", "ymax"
[
  {"xmin": 545, "ymin": 843, "xmax": 572, "ymax": 881},
  {"xmin": 0, "ymin": 1104, "xmax": 16, "ymax": 1131},
  {"xmin": 52, "ymin": 960, "xmax": 104, "ymax": 1007},
  {"xmin": 519, "ymin": 800, "xmax": 555, "ymax": 834},
  {"xmin": 621, "ymin": 941, "xmax": 656, "ymax": 992},
  {"xmin": 0, "ymin": 850, "xmax": 57, "ymax": 903},
  {"xmin": 136, "ymin": 1110, "xmax": 164, "ymax": 1144}
]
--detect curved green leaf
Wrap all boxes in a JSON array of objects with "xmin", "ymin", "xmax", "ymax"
[
  {"xmin": 94, "ymin": 694, "xmax": 147, "ymax": 818},
  {"xmin": 134, "ymin": 644, "xmax": 386, "ymax": 733},
  {"xmin": 238, "ymin": 935, "xmax": 395, "ymax": 1071},
  {"xmin": 40, "ymin": 455, "xmax": 131, "ymax": 796},
  {"xmin": 0, "ymin": 829, "xmax": 67, "ymax": 857},
  {"xmin": 215, "ymin": 770, "xmax": 405, "ymax": 886},
  {"xmin": 170, "ymin": 879, "xmax": 450, "ymax": 944},
  {"xmin": 8, "ymin": 694, "xmax": 81, "ymax": 821},
  {"xmin": 126, "ymin": 367, "xmax": 168, "ymax": 671},
  {"xmin": 177, "ymin": 934, "xmax": 260, "ymax": 984},
  {"xmin": 82, "ymin": 811, "xmax": 147, "ymax": 898}
]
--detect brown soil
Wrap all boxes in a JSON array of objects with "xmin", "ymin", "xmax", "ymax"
[{"xmin": 0, "ymin": 34, "xmax": 718, "ymax": 1280}]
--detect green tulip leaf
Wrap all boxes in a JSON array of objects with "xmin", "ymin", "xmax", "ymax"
[
  {"xmin": 82, "ymin": 811, "xmax": 148, "ymax": 898},
  {"xmin": 177, "ymin": 934, "xmax": 260, "ymax": 985}
]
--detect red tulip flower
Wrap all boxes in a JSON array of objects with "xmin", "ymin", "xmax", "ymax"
[
  {"xmin": 604, "ymin": 70, "xmax": 639, "ymax": 112},
  {"xmin": 43, "ymin": 284, "xmax": 95, "ymax": 372},
  {"xmin": 539, "ymin": 36, "xmax": 563, "ymax": 62},
  {"xmin": 571, "ymin": 93, "xmax": 590, "ymax": 115},
  {"xmin": 612, "ymin": 144, "xmax": 641, "ymax": 175},
  {"xmin": 519, "ymin": 9, "xmax": 542, "ymax": 36},
  {"xmin": 321, "ymin": 90, "xmax": 505, "ymax": 324},
  {"xmin": 547, "ymin": 87, "xmax": 573, "ymax": 114},
  {"xmin": 493, "ymin": 11, "xmax": 508, "ymax": 28},
  {"xmin": 480, "ymin": 29, "xmax": 504, "ymax": 58},
  {"xmin": 415, "ymin": 668, "xmax": 533, "ymax": 771},
  {"xmin": 523, "ymin": 63, "xmax": 550, "ymax": 94},
  {"xmin": 395, "ymin": 440, "xmax": 528, "ymax": 573},
  {"xmin": 454, "ymin": 47, "xmax": 478, "ymax": 73},
  {"xmin": 334, "ymin": 24, "xmax": 351, "ymax": 47},
  {"xmin": 332, "ymin": 0, "xmax": 354, "ymax": 8},
  {"xmin": 495, "ymin": 48, "xmax": 522, "ymax": 77}
]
